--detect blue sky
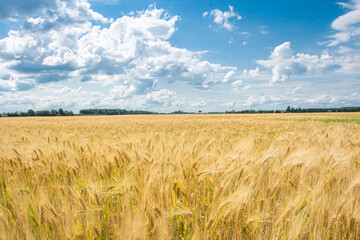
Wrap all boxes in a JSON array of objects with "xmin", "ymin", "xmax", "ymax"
[{"xmin": 0, "ymin": 0, "xmax": 359, "ymax": 113}]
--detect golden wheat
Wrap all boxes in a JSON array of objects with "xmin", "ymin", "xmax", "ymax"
[{"xmin": 0, "ymin": 113, "xmax": 359, "ymax": 239}]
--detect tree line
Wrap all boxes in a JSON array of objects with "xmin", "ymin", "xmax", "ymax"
[
  {"xmin": 284, "ymin": 106, "xmax": 360, "ymax": 113},
  {"xmin": 222, "ymin": 106, "xmax": 360, "ymax": 114},
  {"xmin": 1, "ymin": 106, "xmax": 360, "ymax": 117},
  {"xmin": 79, "ymin": 109, "xmax": 157, "ymax": 115},
  {"xmin": 1, "ymin": 108, "xmax": 74, "ymax": 117}
]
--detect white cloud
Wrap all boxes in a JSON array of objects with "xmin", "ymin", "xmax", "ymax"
[
  {"xmin": 0, "ymin": 1, "xmax": 243, "ymax": 112},
  {"xmin": 337, "ymin": 2, "xmax": 355, "ymax": 9},
  {"xmin": 328, "ymin": 0, "xmax": 360, "ymax": 46},
  {"xmin": 231, "ymin": 80, "xmax": 243, "ymax": 88},
  {"xmin": 206, "ymin": 5, "xmax": 242, "ymax": 31},
  {"xmin": 270, "ymin": 41, "xmax": 293, "ymax": 58},
  {"xmin": 0, "ymin": 1, "xmax": 235, "ymax": 97},
  {"xmin": 0, "ymin": 83, "xmax": 182, "ymax": 112},
  {"xmin": 259, "ymin": 26, "xmax": 269, "ymax": 35},
  {"xmin": 110, "ymin": 85, "xmax": 137, "ymax": 99},
  {"xmin": 257, "ymin": 42, "xmax": 342, "ymax": 84},
  {"xmin": 244, "ymin": 95, "xmax": 266, "ymax": 106},
  {"xmin": 145, "ymin": 89, "xmax": 176, "ymax": 104},
  {"xmin": 0, "ymin": 0, "xmax": 57, "ymax": 20},
  {"xmin": 290, "ymin": 86, "xmax": 301, "ymax": 94},
  {"xmin": 242, "ymin": 67, "xmax": 260, "ymax": 79},
  {"xmin": 219, "ymin": 67, "xmax": 260, "ymax": 89},
  {"xmin": 59, "ymin": 86, "xmax": 82, "ymax": 94},
  {"xmin": 305, "ymin": 95, "xmax": 339, "ymax": 105},
  {"xmin": 1, "ymin": 0, "xmax": 359, "ymax": 112},
  {"xmin": 223, "ymin": 70, "xmax": 236, "ymax": 83}
]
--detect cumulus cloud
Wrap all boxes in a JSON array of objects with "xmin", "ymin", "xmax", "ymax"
[
  {"xmin": 145, "ymin": 89, "xmax": 176, "ymax": 105},
  {"xmin": 205, "ymin": 5, "xmax": 242, "ymax": 31},
  {"xmin": 242, "ymin": 67, "xmax": 260, "ymax": 79},
  {"xmin": 0, "ymin": 0, "xmax": 57, "ymax": 20},
  {"xmin": 257, "ymin": 42, "xmax": 342, "ymax": 84},
  {"xmin": 305, "ymin": 95, "xmax": 339, "ymax": 105},
  {"xmin": 110, "ymin": 85, "xmax": 137, "ymax": 99},
  {"xmin": 224, "ymin": 68, "xmax": 259, "ymax": 82},
  {"xmin": 2, "ymin": 0, "xmax": 358, "ymax": 112},
  {"xmin": 244, "ymin": 95, "xmax": 266, "ymax": 106},
  {"xmin": 0, "ymin": 83, "xmax": 181, "ymax": 112},
  {"xmin": 328, "ymin": 0, "xmax": 360, "ymax": 46},
  {"xmin": 231, "ymin": 80, "xmax": 243, "ymax": 88},
  {"xmin": 253, "ymin": 3, "xmax": 360, "ymax": 85},
  {"xmin": 0, "ymin": 1, "xmax": 235, "ymax": 97},
  {"xmin": 223, "ymin": 70, "xmax": 236, "ymax": 83}
]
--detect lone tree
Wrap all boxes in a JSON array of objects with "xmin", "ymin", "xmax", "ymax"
[{"xmin": 27, "ymin": 109, "xmax": 35, "ymax": 116}]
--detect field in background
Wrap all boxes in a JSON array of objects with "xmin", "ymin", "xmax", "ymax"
[{"xmin": 0, "ymin": 113, "xmax": 359, "ymax": 239}]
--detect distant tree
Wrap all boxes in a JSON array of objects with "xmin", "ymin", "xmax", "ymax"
[
  {"xmin": 58, "ymin": 108, "xmax": 64, "ymax": 116},
  {"xmin": 286, "ymin": 106, "xmax": 291, "ymax": 112},
  {"xmin": 27, "ymin": 109, "xmax": 35, "ymax": 116},
  {"xmin": 51, "ymin": 109, "xmax": 58, "ymax": 116},
  {"xmin": 36, "ymin": 110, "xmax": 51, "ymax": 116},
  {"xmin": 64, "ymin": 110, "xmax": 74, "ymax": 116},
  {"xmin": 170, "ymin": 110, "xmax": 185, "ymax": 114}
]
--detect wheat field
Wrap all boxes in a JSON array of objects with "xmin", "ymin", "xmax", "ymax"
[{"xmin": 0, "ymin": 113, "xmax": 359, "ymax": 239}]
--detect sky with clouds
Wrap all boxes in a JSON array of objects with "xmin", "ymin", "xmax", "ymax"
[{"xmin": 0, "ymin": 0, "xmax": 359, "ymax": 113}]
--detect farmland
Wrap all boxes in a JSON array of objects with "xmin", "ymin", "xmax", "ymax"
[{"xmin": 0, "ymin": 113, "xmax": 360, "ymax": 239}]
